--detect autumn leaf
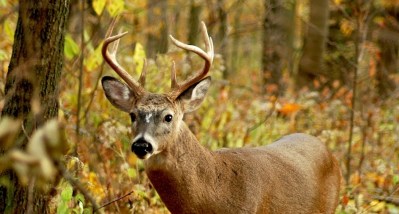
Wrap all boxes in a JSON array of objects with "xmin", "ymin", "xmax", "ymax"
[
  {"xmin": 64, "ymin": 34, "xmax": 79, "ymax": 59},
  {"xmin": 92, "ymin": 0, "xmax": 106, "ymax": 15},
  {"xmin": 340, "ymin": 19, "xmax": 354, "ymax": 37},
  {"xmin": 106, "ymin": 0, "xmax": 124, "ymax": 17},
  {"xmin": 277, "ymin": 103, "xmax": 301, "ymax": 116}
]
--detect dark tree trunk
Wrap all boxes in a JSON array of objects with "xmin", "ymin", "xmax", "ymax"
[
  {"xmin": 296, "ymin": 0, "xmax": 330, "ymax": 88},
  {"xmin": 0, "ymin": 0, "xmax": 70, "ymax": 213},
  {"xmin": 230, "ymin": 4, "xmax": 242, "ymax": 76},
  {"xmin": 216, "ymin": 0, "xmax": 229, "ymax": 78},
  {"xmin": 262, "ymin": 0, "xmax": 293, "ymax": 95},
  {"xmin": 374, "ymin": 10, "xmax": 398, "ymax": 97},
  {"xmin": 187, "ymin": 0, "xmax": 202, "ymax": 45},
  {"xmin": 146, "ymin": 0, "xmax": 169, "ymax": 59},
  {"xmin": 376, "ymin": 35, "xmax": 397, "ymax": 96}
]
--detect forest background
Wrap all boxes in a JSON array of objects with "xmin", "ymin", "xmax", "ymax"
[{"xmin": 0, "ymin": 0, "xmax": 399, "ymax": 213}]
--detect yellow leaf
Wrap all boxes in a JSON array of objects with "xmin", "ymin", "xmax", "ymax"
[
  {"xmin": 87, "ymin": 172, "xmax": 105, "ymax": 200},
  {"xmin": 370, "ymin": 200, "xmax": 386, "ymax": 212},
  {"xmin": 92, "ymin": 0, "xmax": 106, "ymax": 15},
  {"xmin": 106, "ymin": 0, "xmax": 124, "ymax": 17},
  {"xmin": 133, "ymin": 42, "xmax": 146, "ymax": 76},
  {"xmin": 64, "ymin": 34, "xmax": 79, "ymax": 59},
  {"xmin": 333, "ymin": 0, "xmax": 342, "ymax": 5},
  {"xmin": 340, "ymin": 19, "xmax": 354, "ymax": 37},
  {"xmin": 4, "ymin": 19, "xmax": 15, "ymax": 41},
  {"xmin": 86, "ymin": 42, "xmax": 103, "ymax": 71}
]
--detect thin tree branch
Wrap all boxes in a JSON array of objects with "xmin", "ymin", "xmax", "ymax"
[
  {"xmin": 247, "ymin": 98, "xmax": 277, "ymax": 133},
  {"xmin": 346, "ymin": 1, "xmax": 372, "ymax": 185},
  {"xmin": 26, "ymin": 176, "xmax": 36, "ymax": 214},
  {"xmin": 371, "ymin": 195, "xmax": 399, "ymax": 206},
  {"xmin": 57, "ymin": 163, "xmax": 101, "ymax": 212},
  {"xmin": 95, "ymin": 190, "xmax": 135, "ymax": 212},
  {"xmin": 75, "ymin": 0, "xmax": 85, "ymax": 156},
  {"xmin": 80, "ymin": 63, "xmax": 104, "ymax": 122}
]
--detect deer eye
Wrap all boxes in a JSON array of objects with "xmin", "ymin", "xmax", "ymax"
[
  {"xmin": 130, "ymin": 113, "xmax": 136, "ymax": 122},
  {"xmin": 164, "ymin": 114, "xmax": 173, "ymax": 123}
]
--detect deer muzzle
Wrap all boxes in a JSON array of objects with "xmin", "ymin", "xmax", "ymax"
[{"xmin": 131, "ymin": 137, "xmax": 153, "ymax": 159}]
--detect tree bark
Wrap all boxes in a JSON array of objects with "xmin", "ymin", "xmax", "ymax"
[
  {"xmin": 217, "ymin": 0, "xmax": 229, "ymax": 78},
  {"xmin": 296, "ymin": 0, "xmax": 330, "ymax": 88},
  {"xmin": 146, "ymin": 0, "xmax": 169, "ymax": 59},
  {"xmin": 374, "ymin": 10, "xmax": 398, "ymax": 96},
  {"xmin": 262, "ymin": 0, "xmax": 293, "ymax": 95},
  {"xmin": 187, "ymin": 0, "xmax": 202, "ymax": 45},
  {"xmin": 230, "ymin": 3, "xmax": 242, "ymax": 76},
  {"xmin": 0, "ymin": 0, "xmax": 70, "ymax": 213}
]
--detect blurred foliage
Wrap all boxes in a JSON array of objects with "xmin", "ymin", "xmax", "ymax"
[
  {"xmin": 0, "ymin": 118, "xmax": 68, "ymax": 192},
  {"xmin": 0, "ymin": 0, "xmax": 399, "ymax": 213}
]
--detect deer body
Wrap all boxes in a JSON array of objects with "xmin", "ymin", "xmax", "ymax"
[
  {"xmin": 145, "ymin": 123, "xmax": 340, "ymax": 214},
  {"xmin": 101, "ymin": 22, "xmax": 341, "ymax": 214}
]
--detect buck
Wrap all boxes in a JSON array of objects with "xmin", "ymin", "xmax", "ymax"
[{"xmin": 101, "ymin": 22, "xmax": 341, "ymax": 213}]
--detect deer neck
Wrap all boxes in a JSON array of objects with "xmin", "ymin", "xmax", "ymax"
[
  {"xmin": 144, "ymin": 123, "xmax": 219, "ymax": 212},
  {"xmin": 145, "ymin": 122, "xmax": 215, "ymax": 169}
]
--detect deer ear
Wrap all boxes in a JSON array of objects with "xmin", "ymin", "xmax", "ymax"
[
  {"xmin": 101, "ymin": 76, "xmax": 136, "ymax": 112},
  {"xmin": 177, "ymin": 76, "xmax": 211, "ymax": 113}
]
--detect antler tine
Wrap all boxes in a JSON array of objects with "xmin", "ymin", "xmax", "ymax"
[
  {"xmin": 138, "ymin": 59, "xmax": 147, "ymax": 87},
  {"xmin": 169, "ymin": 21, "xmax": 214, "ymax": 99},
  {"xmin": 102, "ymin": 32, "xmax": 146, "ymax": 96},
  {"xmin": 171, "ymin": 61, "xmax": 179, "ymax": 89},
  {"xmin": 200, "ymin": 21, "xmax": 214, "ymax": 62}
]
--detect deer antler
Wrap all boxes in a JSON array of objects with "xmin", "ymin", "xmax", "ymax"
[
  {"xmin": 102, "ymin": 23, "xmax": 147, "ymax": 97},
  {"xmin": 169, "ymin": 21, "xmax": 214, "ymax": 99}
]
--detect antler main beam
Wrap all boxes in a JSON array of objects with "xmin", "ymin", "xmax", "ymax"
[
  {"xmin": 102, "ymin": 31, "xmax": 146, "ymax": 97},
  {"xmin": 103, "ymin": 21, "xmax": 213, "ymax": 99},
  {"xmin": 169, "ymin": 21, "xmax": 214, "ymax": 99}
]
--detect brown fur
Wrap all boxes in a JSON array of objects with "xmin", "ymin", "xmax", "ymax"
[{"xmin": 145, "ymin": 124, "xmax": 341, "ymax": 214}]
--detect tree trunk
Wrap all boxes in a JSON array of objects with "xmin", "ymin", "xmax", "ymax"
[
  {"xmin": 216, "ymin": 0, "xmax": 229, "ymax": 78},
  {"xmin": 374, "ymin": 10, "xmax": 398, "ymax": 97},
  {"xmin": 146, "ymin": 0, "xmax": 169, "ymax": 59},
  {"xmin": 0, "ymin": 0, "xmax": 70, "ymax": 213},
  {"xmin": 230, "ymin": 4, "xmax": 242, "ymax": 76},
  {"xmin": 296, "ymin": 0, "xmax": 330, "ymax": 88},
  {"xmin": 187, "ymin": 0, "xmax": 202, "ymax": 45},
  {"xmin": 262, "ymin": 0, "xmax": 293, "ymax": 95}
]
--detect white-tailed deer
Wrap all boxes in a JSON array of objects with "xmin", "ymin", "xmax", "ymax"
[{"xmin": 101, "ymin": 22, "xmax": 341, "ymax": 214}]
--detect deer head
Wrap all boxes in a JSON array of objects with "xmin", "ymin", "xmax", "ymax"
[{"xmin": 101, "ymin": 22, "xmax": 214, "ymax": 159}]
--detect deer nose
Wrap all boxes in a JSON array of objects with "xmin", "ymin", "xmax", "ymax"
[{"xmin": 131, "ymin": 138, "xmax": 153, "ymax": 158}]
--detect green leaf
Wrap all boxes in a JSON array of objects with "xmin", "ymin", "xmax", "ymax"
[
  {"xmin": 92, "ymin": 0, "xmax": 106, "ymax": 15},
  {"xmin": 127, "ymin": 168, "xmax": 137, "ymax": 178},
  {"xmin": 106, "ymin": 0, "xmax": 124, "ymax": 17},
  {"xmin": 64, "ymin": 34, "xmax": 79, "ymax": 60},
  {"xmin": 61, "ymin": 185, "xmax": 73, "ymax": 202},
  {"xmin": 75, "ymin": 193, "xmax": 85, "ymax": 204},
  {"xmin": 83, "ymin": 208, "xmax": 93, "ymax": 214},
  {"xmin": 56, "ymin": 202, "xmax": 69, "ymax": 214},
  {"xmin": 393, "ymin": 175, "xmax": 399, "ymax": 185}
]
